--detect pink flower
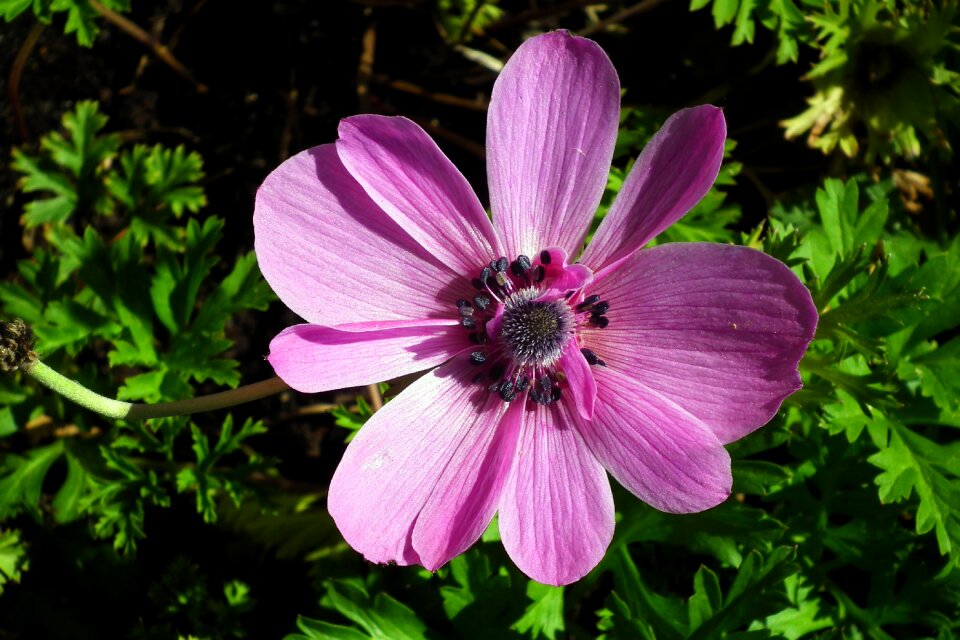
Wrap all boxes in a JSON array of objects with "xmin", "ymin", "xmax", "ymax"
[{"xmin": 254, "ymin": 31, "xmax": 817, "ymax": 586}]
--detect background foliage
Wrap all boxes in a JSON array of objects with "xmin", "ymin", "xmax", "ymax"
[{"xmin": 1, "ymin": 0, "xmax": 958, "ymax": 638}]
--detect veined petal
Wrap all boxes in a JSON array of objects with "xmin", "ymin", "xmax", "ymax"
[
  {"xmin": 559, "ymin": 346, "xmax": 596, "ymax": 421},
  {"xmin": 487, "ymin": 30, "xmax": 620, "ymax": 258},
  {"xmin": 578, "ymin": 367, "xmax": 732, "ymax": 513},
  {"xmin": 582, "ymin": 243, "xmax": 817, "ymax": 444},
  {"xmin": 254, "ymin": 144, "xmax": 460, "ymax": 325},
  {"xmin": 498, "ymin": 402, "xmax": 614, "ymax": 586},
  {"xmin": 268, "ymin": 320, "xmax": 468, "ymax": 393},
  {"xmin": 412, "ymin": 399, "xmax": 523, "ymax": 570},
  {"xmin": 328, "ymin": 358, "xmax": 511, "ymax": 566},
  {"xmin": 337, "ymin": 115, "xmax": 502, "ymax": 275},
  {"xmin": 580, "ymin": 106, "xmax": 726, "ymax": 274}
]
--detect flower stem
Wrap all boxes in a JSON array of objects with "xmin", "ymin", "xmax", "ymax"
[{"xmin": 23, "ymin": 360, "xmax": 288, "ymax": 421}]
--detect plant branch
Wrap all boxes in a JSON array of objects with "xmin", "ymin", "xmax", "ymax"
[
  {"xmin": 23, "ymin": 360, "xmax": 287, "ymax": 421},
  {"xmin": 89, "ymin": 0, "xmax": 208, "ymax": 93}
]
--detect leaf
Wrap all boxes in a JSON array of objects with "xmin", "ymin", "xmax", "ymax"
[
  {"xmin": 285, "ymin": 616, "xmax": 370, "ymax": 640},
  {"xmin": 50, "ymin": 0, "xmax": 100, "ymax": 46},
  {"xmin": 869, "ymin": 422, "xmax": 960, "ymax": 562},
  {"xmin": 0, "ymin": 441, "xmax": 64, "ymax": 520},
  {"xmin": 0, "ymin": 529, "xmax": 28, "ymax": 596},
  {"xmin": 319, "ymin": 579, "xmax": 430, "ymax": 640},
  {"xmin": 511, "ymin": 582, "xmax": 564, "ymax": 640}
]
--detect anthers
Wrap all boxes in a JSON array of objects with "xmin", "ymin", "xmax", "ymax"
[{"xmin": 0, "ymin": 318, "xmax": 38, "ymax": 373}]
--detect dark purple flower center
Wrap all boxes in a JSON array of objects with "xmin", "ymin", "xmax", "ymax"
[{"xmin": 455, "ymin": 250, "xmax": 610, "ymax": 406}]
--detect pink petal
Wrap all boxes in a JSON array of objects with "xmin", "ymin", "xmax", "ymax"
[
  {"xmin": 337, "ymin": 115, "xmax": 502, "ymax": 276},
  {"xmin": 559, "ymin": 346, "xmax": 596, "ymax": 421},
  {"xmin": 498, "ymin": 402, "xmax": 614, "ymax": 586},
  {"xmin": 267, "ymin": 320, "xmax": 468, "ymax": 393},
  {"xmin": 487, "ymin": 31, "xmax": 620, "ymax": 258},
  {"xmin": 579, "ymin": 106, "xmax": 726, "ymax": 274},
  {"xmin": 254, "ymin": 144, "xmax": 460, "ymax": 325},
  {"xmin": 582, "ymin": 243, "xmax": 817, "ymax": 444},
  {"xmin": 328, "ymin": 358, "xmax": 512, "ymax": 566},
  {"xmin": 577, "ymin": 366, "xmax": 732, "ymax": 513},
  {"xmin": 412, "ymin": 399, "xmax": 523, "ymax": 570}
]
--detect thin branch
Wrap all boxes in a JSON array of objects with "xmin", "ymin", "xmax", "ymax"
[
  {"xmin": 90, "ymin": 0, "xmax": 208, "ymax": 93},
  {"xmin": 367, "ymin": 384, "xmax": 384, "ymax": 412},
  {"xmin": 7, "ymin": 22, "xmax": 45, "ymax": 144},
  {"xmin": 373, "ymin": 74, "xmax": 488, "ymax": 111},
  {"xmin": 577, "ymin": 0, "xmax": 672, "ymax": 37}
]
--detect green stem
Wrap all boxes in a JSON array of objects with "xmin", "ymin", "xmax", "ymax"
[{"xmin": 24, "ymin": 360, "xmax": 288, "ymax": 421}]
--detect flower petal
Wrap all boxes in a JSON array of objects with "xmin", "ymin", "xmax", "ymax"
[
  {"xmin": 412, "ymin": 399, "xmax": 523, "ymax": 570},
  {"xmin": 579, "ymin": 106, "xmax": 726, "ymax": 274},
  {"xmin": 268, "ymin": 320, "xmax": 468, "ymax": 393},
  {"xmin": 337, "ymin": 115, "xmax": 502, "ymax": 275},
  {"xmin": 559, "ymin": 346, "xmax": 596, "ymax": 421},
  {"xmin": 578, "ymin": 366, "xmax": 732, "ymax": 513},
  {"xmin": 582, "ymin": 243, "xmax": 818, "ymax": 444},
  {"xmin": 254, "ymin": 144, "xmax": 461, "ymax": 325},
  {"xmin": 328, "ymin": 358, "xmax": 510, "ymax": 566},
  {"xmin": 487, "ymin": 31, "xmax": 620, "ymax": 258},
  {"xmin": 498, "ymin": 403, "xmax": 614, "ymax": 586}
]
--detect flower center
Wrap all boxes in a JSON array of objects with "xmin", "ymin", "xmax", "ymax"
[
  {"xmin": 453, "ymin": 250, "xmax": 611, "ymax": 406},
  {"xmin": 500, "ymin": 288, "xmax": 573, "ymax": 368}
]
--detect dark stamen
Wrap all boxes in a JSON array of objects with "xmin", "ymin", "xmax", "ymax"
[
  {"xmin": 499, "ymin": 380, "xmax": 516, "ymax": 402},
  {"xmin": 470, "ymin": 351, "xmax": 487, "ymax": 365},
  {"xmin": 581, "ymin": 348, "xmax": 600, "ymax": 365},
  {"xmin": 596, "ymin": 359, "xmax": 607, "ymax": 367},
  {"xmin": 459, "ymin": 305, "xmax": 474, "ymax": 317},
  {"xmin": 494, "ymin": 256, "xmax": 509, "ymax": 273},
  {"xmin": 473, "ymin": 295, "xmax": 490, "ymax": 311},
  {"xmin": 540, "ymin": 250, "xmax": 552, "ymax": 265},
  {"xmin": 480, "ymin": 266, "xmax": 492, "ymax": 285},
  {"xmin": 456, "ymin": 298, "xmax": 469, "ymax": 308},
  {"xmin": 577, "ymin": 295, "xmax": 601, "ymax": 310},
  {"xmin": 472, "ymin": 277, "xmax": 485, "ymax": 290},
  {"xmin": 551, "ymin": 386, "xmax": 562, "ymax": 402},
  {"xmin": 589, "ymin": 316, "xmax": 609, "ymax": 328},
  {"xmin": 515, "ymin": 375, "xmax": 529, "ymax": 392},
  {"xmin": 461, "ymin": 317, "xmax": 477, "ymax": 329},
  {"xmin": 509, "ymin": 260, "xmax": 525, "ymax": 277},
  {"xmin": 591, "ymin": 301, "xmax": 610, "ymax": 315},
  {"xmin": 517, "ymin": 254, "xmax": 532, "ymax": 270},
  {"xmin": 534, "ymin": 266, "xmax": 545, "ymax": 283},
  {"xmin": 538, "ymin": 375, "xmax": 551, "ymax": 392}
]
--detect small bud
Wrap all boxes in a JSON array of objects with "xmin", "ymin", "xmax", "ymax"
[{"xmin": 0, "ymin": 319, "xmax": 37, "ymax": 373}]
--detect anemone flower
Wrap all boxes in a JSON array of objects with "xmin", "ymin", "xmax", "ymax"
[{"xmin": 254, "ymin": 30, "xmax": 818, "ymax": 586}]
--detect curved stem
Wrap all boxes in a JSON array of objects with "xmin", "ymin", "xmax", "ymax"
[{"xmin": 24, "ymin": 360, "xmax": 287, "ymax": 421}]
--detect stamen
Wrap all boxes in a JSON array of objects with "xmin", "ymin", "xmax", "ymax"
[
  {"xmin": 539, "ymin": 250, "xmax": 552, "ymax": 265},
  {"xmin": 589, "ymin": 316, "xmax": 609, "ymax": 328},
  {"xmin": 498, "ymin": 379, "xmax": 516, "ymax": 402},
  {"xmin": 461, "ymin": 317, "xmax": 477, "ymax": 329},
  {"xmin": 473, "ymin": 295, "xmax": 490, "ymax": 311},
  {"xmin": 577, "ymin": 295, "xmax": 601, "ymax": 310},
  {"xmin": 591, "ymin": 301, "xmax": 610, "ymax": 315},
  {"xmin": 470, "ymin": 351, "xmax": 487, "ymax": 365}
]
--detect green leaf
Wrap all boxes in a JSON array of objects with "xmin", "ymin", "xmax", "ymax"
[
  {"xmin": 0, "ymin": 529, "xmax": 28, "ymax": 596},
  {"xmin": 319, "ymin": 579, "xmax": 430, "ymax": 640},
  {"xmin": 511, "ymin": 582, "xmax": 564, "ymax": 640},
  {"xmin": 50, "ymin": 0, "xmax": 99, "ymax": 46},
  {"xmin": 285, "ymin": 616, "xmax": 370, "ymax": 640},
  {"xmin": 0, "ymin": 441, "xmax": 64, "ymax": 520},
  {"xmin": 869, "ymin": 422, "xmax": 960, "ymax": 562}
]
